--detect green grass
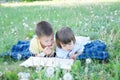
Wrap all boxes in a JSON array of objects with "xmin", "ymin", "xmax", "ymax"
[{"xmin": 0, "ymin": 1, "xmax": 120, "ymax": 80}]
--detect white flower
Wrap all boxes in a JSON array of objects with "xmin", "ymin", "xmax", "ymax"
[
  {"xmin": 35, "ymin": 66, "xmax": 42, "ymax": 73},
  {"xmin": 63, "ymin": 72, "xmax": 73, "ymax": 80},
  {"xmin": 59, "ymin": 78, "xmax": 62, "ymax": 80},
  {"xmin": 24, "ymin": 17, "xmax": 28, "ymax": 20},
  {"xmin": 18, "ymin": 72, "xmax": 30, "ymax": 79},
  {"xmin": 11, "ymin": 28, "xmax": 15, "ymax": 34},
  {"xmin": 86, "ymin": 58, "xmax": 91, "ymax": 64},
  {"xmin": 18, "ymin": 72, "xmax": 23, "ymax": 78},
  {"xmin": 45, "ymin": 67, "xmax": 55, "ymax": 78},
  {"xmin": 10, "ymin": 22, "xmax": 13, "ymax": 24},
  {"xmin": 4, "ymin": 62, "xmax": 8, "ymax": 65},
  {"xmin": 33, "ymin": 22, "xmax": 36, "ymax": 25},
  {"xmin": 84, "ymin": 67, "xmax": 88, "ymax": 74},
  {"xmin": 24, "ymin": 72, "xmax": 30, "ymax": 79},
  {"xmin": 23, "ymin": 22, "xmax": 28, "ymax": 28},
  {"xmin": 17, "ymin": 53, "xmax": 22, "ymax": 60},
  {"xmin": 0, "ymin": 71, "xmax": 3, "ymax": 77},
  {"xmin": 29, "ymin": 28, "xmax": 32, "ymax": 31},
  {"xmin": 20, "ymin": 79, "xmax": 29, "ymax": 80}
]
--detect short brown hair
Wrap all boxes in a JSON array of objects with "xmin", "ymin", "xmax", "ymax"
[
  {"xmin": 56, "ymin": 27, "xmax": 75, "ymax": 48},
  {"xmin": 35, "ymin": 21, "xmax": 53, "ymax": 38}
]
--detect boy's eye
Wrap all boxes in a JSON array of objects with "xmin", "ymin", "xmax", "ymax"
[{"xmin": 45, "ymin": 40, "xmax": 48, "ymax": 42}]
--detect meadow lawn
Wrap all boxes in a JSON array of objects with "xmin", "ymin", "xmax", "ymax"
[{"xmin": 0, "ymin": 1, "xmax": 120, "ymax": 80}]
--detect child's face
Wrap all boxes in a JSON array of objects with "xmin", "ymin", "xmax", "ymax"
[
  {"xmin": 39, "ymin": 34, "xmax": 54, "ymax": 48},
  {"xmin": 60, "ymin": 41, "xmax": 74, "ymax": 52}
]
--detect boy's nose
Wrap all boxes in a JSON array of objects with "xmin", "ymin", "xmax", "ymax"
[{"xmin": 47, "ymin": 42, "xmax": 52, "ymax": 46}]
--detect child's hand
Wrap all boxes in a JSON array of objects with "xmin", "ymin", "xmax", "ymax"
[
  {"xmin": 70, "ymin": 54, "xmax": 77, "ymax": 59},
  {"xmin": 43, "ymin": 47, "xmax": 52, "ymax": 56}
]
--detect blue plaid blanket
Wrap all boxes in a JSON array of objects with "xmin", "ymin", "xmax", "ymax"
[
  {"xmin": 0, "ymin": 40, "xmax": 34, "ymax": 60},
  {"xmin": 77, "ymin": 40, "xmax": 109, "ymax": 60}
]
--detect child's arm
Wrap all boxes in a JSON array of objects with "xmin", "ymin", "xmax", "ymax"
[
  {"xmin": 29, "ymin": 38, "xmax": 40, "ymax": 55},
  {"xmin": 55, "ymin": 47, "xmax": 67, "ymax": 58}
]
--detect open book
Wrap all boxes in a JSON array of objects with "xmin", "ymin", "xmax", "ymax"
[{"xmin": 20, "ymin": 57, "xmax": 74, "ymax": 70}]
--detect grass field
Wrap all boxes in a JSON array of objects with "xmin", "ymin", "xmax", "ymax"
[{"xmin": 0, "ymin": 1, "xmax": 120, "ymax": 80}]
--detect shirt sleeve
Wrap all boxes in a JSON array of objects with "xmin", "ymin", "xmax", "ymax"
[
  {"xmin": 73, "ymin": 42, "xmax": 84, "ymax": 55},
  {"xmin": 55, "ymin": 47, "xmax": 67, "ymax": 58},
  {"xmin": 29, "ymin": 37, "xmax": 40, "ymax": 54}
]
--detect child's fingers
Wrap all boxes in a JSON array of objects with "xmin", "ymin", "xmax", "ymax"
[
  {"xmin": 44, "ymin": 47, "xmax": 49, "ymax": 50},
  {"xmin": 70, "ymin": 54, "xmax": 76, "ymax": 59},
  {"xmin": 43, "ymin": 47, "xmax": 52, "ymax": 55}
]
